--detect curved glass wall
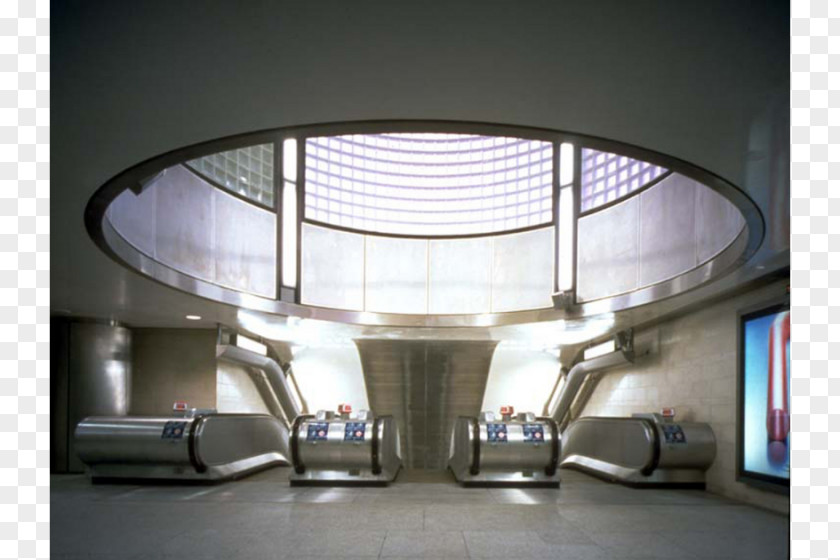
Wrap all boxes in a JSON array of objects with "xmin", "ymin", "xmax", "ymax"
[
  {"xmin": 580, "ymin": 148, "xmax": 667, "ymax": 212},
  {"xmin": 187, "ymin": 144, "xmax": 275, "ymax": 207},
  {"xmin": 304, "ymin": 133, "xmax": 554, "ymax": 236},
  {"xmin": 90, "ymin": 123, "xmax": 758, "ymax": 326}
]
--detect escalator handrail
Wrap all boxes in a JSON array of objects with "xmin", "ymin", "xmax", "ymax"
[
  {"xmin": 290, "ymin": 414, "xmax": 315, "ymax": 474},
  {"xmin": 469, "ymin": 417, "xmax": 481, "ymax": 476},
  {"xmin": 537, "ymin": 416, "xmax": 560, "ymax": 476}
]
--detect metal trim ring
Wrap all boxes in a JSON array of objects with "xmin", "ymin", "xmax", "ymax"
[
  {"xmin": 640, "ymin": 418, "xmax": 660, "ymax": 477},
  {"xmin": 290, "ymin": 414, "xmax": 314, "ymax": 475},
  {"xmin": 85, "ymin": 120, "xmax": 765, "ymax": 328},
  {"xmin": 538, "ymin": 416, "xmax": 560, "ymax": 476},
  {"xmin": 371, "ymin": 415, "xmax": 387, "ymax": 475},
  {"xmin": 469, "ymin": 417, "xmax": 481, "ymax": 476},
  {"xmin": 188, "ymin": 416, "xmax": 207, "ymax": 474}
]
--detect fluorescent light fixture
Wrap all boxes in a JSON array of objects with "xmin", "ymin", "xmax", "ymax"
[
  {"xmin": 557, "ymin": 185, "xmax": 574, "ymax": 292},
  {"xmin": 282, "ymin": 181, "xmax": 297, "ymax": 287},
  {"xmin": 583, "ymin": 339, "xmax": 615, "ymax": 361},
  {"xmin": 185, "ymin": 315, "xmax": 201, "ymax": 321},
  {"xmin": 236, "ymin": 334, "xmax": 267, "ymax": 356},
  {"xmin": 560, "ymin": 142, "xmax": 574, "ymax": 186},
  {"xmin": 283, "ymin": 138, "xmax": 297, "ymax": 182}
]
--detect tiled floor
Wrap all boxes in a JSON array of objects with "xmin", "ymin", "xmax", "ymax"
[{"xmin": 51, "ymin": 467, "xmax": 788, "ymax": 559}]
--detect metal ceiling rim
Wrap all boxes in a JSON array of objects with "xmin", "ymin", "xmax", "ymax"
[{"xmin": 85, "ymin": 119, "xmax": 766, "ymax": 328}]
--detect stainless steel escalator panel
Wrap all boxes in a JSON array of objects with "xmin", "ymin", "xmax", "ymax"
[
  {"xmin": 195, "ymin": 414, "xmax": 290, "ymax": 468},
  {"xmin": 75, "ymin": 414, "xmax": 290, "ymax": 482},
  {"xmin": 289, "ymin": 413, "xmax": 401, "ymax": 485},
  {"xmin": 561, "ymin": 417, "xmax": 656, "ymax": 472},
  {"xmin": 356, "ymin": 340, "xmax": 497, "ymax": 470},
  {"xmin": 560, "ymin": 415, "xmax": 716, "ymax": 486}
]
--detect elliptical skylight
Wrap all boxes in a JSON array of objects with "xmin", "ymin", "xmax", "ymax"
[{"xmin": 304, "ymin": 133, "xmax": 554, "ymax": 236}]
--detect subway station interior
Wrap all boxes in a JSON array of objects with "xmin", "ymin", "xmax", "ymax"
[{"xmin": 52, "ymin": 3, "xmax": 790, "ymax": 559}]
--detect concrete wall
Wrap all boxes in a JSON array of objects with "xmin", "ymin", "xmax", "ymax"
[
  {"xmin": 216, "ymin": 361, "xmax": 270, "ymax": 415},
  {"xmin": 581, "ymin": 280, "xmax": 789, "ymax": 514},
  {"xmin": 130, "ymin": 328, "xmax": 217, "ymax": 415}
]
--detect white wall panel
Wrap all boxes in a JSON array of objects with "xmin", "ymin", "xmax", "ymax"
[
  {"xmin": 216, "ymin": 361, "xmax": 270, "ymax": 414},
  {"xmin": 696, "ymin": 183, "xmax": 746, "ymax": 264},
  {"xmin": 365, "ymin": 235, "xmax": 427, "ymax": 314},
  {"xmin": 291, "ymin": 345, "xmax": 369, "ymax": 412},
  {"xmin": 107, "ymin": 186, "xmax": 157, "ymax": 258},
  {"xmin": 491, "ymin": 227, "xmax": 554, "ymax": 312},
  {"xmin": 214, "ymin": 189, "xmax": 277, "ymax": 298},
  {"xmin": 301, "ymin": 223, "xmax": 365, "ymax": 310},
  {"xmin": 155, "ymin": 165, "xmax": 216, "ymax": 280},
  {"xmin": 639, "ymin": 174, "xmax": 697, "ymax": 287},
  {"xmin": 577, "ymin": 196, "xmax": 640, "ymax": 302},
  {"xmin": 429, "ymin": 237, "xmax": 492, "ymax": 314},
  {"xmin": 482, "ymin": 346, "xmax": 561, "ymax": 414}
]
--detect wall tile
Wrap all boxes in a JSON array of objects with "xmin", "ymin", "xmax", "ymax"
[{"xmin": 580, "ymin": 280, "xmax": 790, "ymax": 514}]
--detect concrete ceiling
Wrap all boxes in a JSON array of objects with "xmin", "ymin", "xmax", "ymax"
[{"xmin": 52, "ymin": 0, "xmax": 789, "ymax": 332}]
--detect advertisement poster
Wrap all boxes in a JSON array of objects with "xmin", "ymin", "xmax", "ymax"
[{"xmin": 742, "ymin": 308, "xmax": 790, "ymax": 481}]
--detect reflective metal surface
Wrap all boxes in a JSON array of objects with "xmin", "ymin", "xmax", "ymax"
[
  {"xmin": 290, "ymin": 410, "xmax": 402, "ymax": 485},
  {"xmin": 356, "ymin": 340, "xmax": 498, "ymax": 469},
  {"xmin": 560, "ymin": 414, "xmax": 716, "ymax": 487},
  {"xmin": 64, "ymin": 322, "xmax": 132, "ymax": 473},
  {"xmin": 215, "ymin": 344, "xmax": 302, "ymax": 426},
  {"xmin": 75, "ymin": 413, "xmax": 290, "ymax": 481},
  {"xmin": 448, "ymin": 412, "xmax": 560, "ymax": 487}
]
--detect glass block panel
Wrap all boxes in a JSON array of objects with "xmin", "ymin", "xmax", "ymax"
[
  {"xmin": 186, "ymin": 144, "xmax": 275, "ymax": 207},
  {"xmin": 580, "ymin": 148, "xmax": 667, "ymax": 212},
  {"xmin": 304, "ymin": 133, "xmax": 553, "ymax": 236}
]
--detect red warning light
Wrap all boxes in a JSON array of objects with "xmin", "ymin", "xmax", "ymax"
[
  {"xmin": 338, "ymin": 403, "xmax": 353, "ymax": 414},
  {"xmin": 500, "ymin": 405, "xmax": 514, "ymax": 415},
  {"xmin": 173, "ymin": 401, "xmax": 188, "ymax": 411},
  {"xmin": 661, "ymin": 407, "xmax": 676, "ymax": 418}
]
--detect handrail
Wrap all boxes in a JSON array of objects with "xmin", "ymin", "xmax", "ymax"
[
  {"xmin": 548, "ymin": 348, "xmax": 634, "ymax": 431},
  {"xmin": 216, "ymin": 344, "xmax": 302, "ymax": 427}
]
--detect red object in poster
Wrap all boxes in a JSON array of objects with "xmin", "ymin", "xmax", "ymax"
[{"xmin": 766, "ymin": 311, "xmax": 790, "ymax": 442}]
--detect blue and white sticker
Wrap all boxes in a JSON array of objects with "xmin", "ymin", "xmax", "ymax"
[
  {"xmin": 344, "ymin": 422, "xmax": 366, "ymax": 441},
  {"xmin": 523, "ymin": 424, "xmax": 545, "ymax": 443},
  {"xmin": 306, "ymin": 422, "xmax": 329, "ymax": 441},
  {"xmin": 662, "ymin": 424, "xmax": 686, "ymax": 444},
  {"xmin": 487, "ymin": 423, "xmax": 508, "ymax": 443},
  {"xmin": 161, "ymin": 421, "xmax": 187, "ymax": 439}
]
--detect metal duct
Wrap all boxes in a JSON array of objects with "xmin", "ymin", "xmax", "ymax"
[
  {"xmin": 355, "ymin": 340, "xmax": 497, "ymax": 470},
  {"xmin": 549, "ymin": 349, "xmax": 634, "ymax": 431},
  {"xmin": 216, "ymin": 344, "xmax": 302, "ymax": 426},
  {"xmin": 248, "ymin": 370, "xmax": 287, "ymax": 422}
]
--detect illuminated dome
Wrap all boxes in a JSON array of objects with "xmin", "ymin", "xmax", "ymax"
[{"xmin": 87, "ymin": 122, "xmax": 758, "ymax": 326}]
